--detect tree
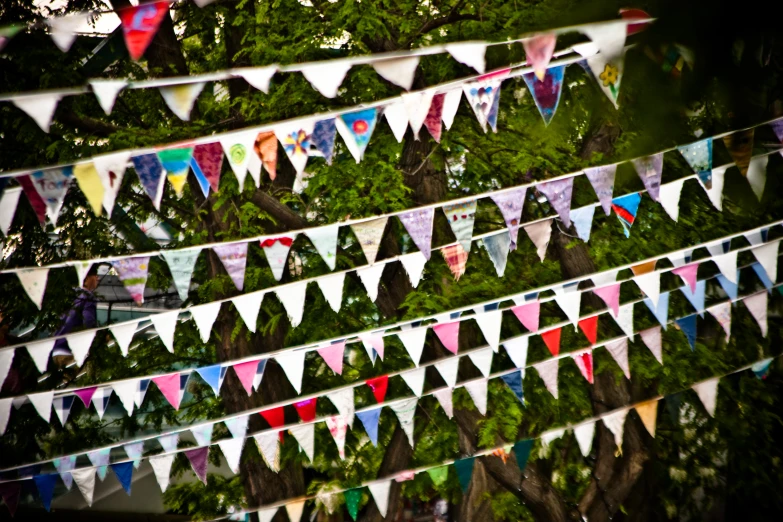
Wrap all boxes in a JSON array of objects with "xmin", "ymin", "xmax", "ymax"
[{"xmin": 1, "ymin": 0, "xmax": 783, "ymax": 521}]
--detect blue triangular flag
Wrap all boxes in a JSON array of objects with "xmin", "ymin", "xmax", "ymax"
[
  {"xmin": 356, "ymin": 408, "xmax": 381, "ymax": 446},
  {"xmin": 678, "ymin": 139, "xmax": 713, "ymax": 175},
  {"xmin": 681, "ymin": 280, "xmax": 706, "ymax": 317},
  {"xmin": 752, "ymin": 358, "xmax": 773, "ymax": 379},
  {"xmin": 312, "ymin": 118, "xmax": 337, "ymax": 165},
  {"xmin": 33, "ymin": 474, "xmax": 58, "ymax": 512},
  {"xmin": 675, "ymin": 315, "xmax": 697, "ymax": 350},
  {"xmin": 131, "ymin": 154, "xmax": 166, "ymax": 209},
  {"xmin": 501, "ymin": 371, "xmax": 524, "ymax": 404},
  {"xmin": 454, "ymin": 457, "xmax": 475, "ymax": 492},
  {"xmin": 611, "ymin": 193, "xmax": 641, "ymax": 238},
  {"xmin": 643, "ymin": 292, "xmax": 670, "ymax": 329},
  {"xmin": 195, "ymin": 364, "xmax": 225, "ymax": 397},
  {"xmin": 570, "ymin": 205, "xmax": 595, "ymax": 242},
  {"xmin": 111, "ymin": 462, "xmax": 134, "ymax": 495},
  {"xmin": 513, "ymin": 440, "xmax": 533, "ymax": 471},
  {"xmin": 189, "ymin": 157, "xmax": 211, "ymax": 197},
  {"xmin": 751, "ymin": 262, "xmax": 774, "ymax": 293},
  {"xmin": 522, "ymin": 66, "xmax": 565, "ymax": 125},
  {"xmin": 717, "ymin": 274, "xmax": 739, "ymax": 301}
]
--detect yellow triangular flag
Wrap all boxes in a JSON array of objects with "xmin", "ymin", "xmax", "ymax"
[
  {"xmin": 73, "ymin": 163, "xmax": 105, "ymax": 216},
  {"xmin": 635, "ymin": 400, "xmax": 658, "ymax": 437}
]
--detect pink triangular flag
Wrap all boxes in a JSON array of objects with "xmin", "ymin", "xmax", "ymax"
[
  {"xmin": 317, "ymin": 342, "xmax": 345, "ymax": 375},
  {"xmin": 233, "ymin": 360, "xmax": 261, "ymax": 396},
  {"xmin": 572, "ymin": 350, "xmax": 594, "ymax": 384},
  {"xmin": 593, "ymin": 284, "xmax": 620, "ymax": 317},
  {"xmin": 512, "ymin": 301, "xmax": 540, "ymax": 332},
  {"xmin": 433, "ymin": 321, "xmax": 460, "ymax": 354},
  {"xmin": 534, "ymin": 359, "xmax": 559, "ymax": 399},
  {"xmin": 152, "ymin": 373, "xmax": 183, "ymax": 410},
  {"xmin": 523, "ymin": 33, "xmax": 557, "ymax": 81},
  {"xmin": 672, "ymin": 263, "xmax": 699, "ymax": 293}
]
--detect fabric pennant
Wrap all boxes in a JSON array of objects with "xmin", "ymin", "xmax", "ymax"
[
  {"xmin": 317, "ymin": 342, "xmax": 345, "ymax": 375},
  {"xmin": 443, "ymin": 200, "xmax": 477, "ymax": 253},
  {"xmin": 132, "ymin": 154, "xmax": 166, "ymax": 210},
  {"xmin": 447, "ymin": 42, "xmax": 486, "ymax": 72},
  {"xmin": 357, "ymin": 263, "xmax": 385, "ymax": 302},
  {"xmin": 33, "ymin": 474, "xmax": 58, "ymax": 511},
  {"xmin": 606, "ymin": 338, "xmax": 630, "ymax": 379},
  {"xmin": 157, "ymin": 433, "xmax": 179, "ymax": 453},
  {"xmin": 289, "ymin": 423, "xmax": 315, "ymax": 462},
  {"xmin": 108, "ymin": 320, "xmax": 137, "ymax": 358},
  {"xmin": 572, "ymin": 350, "xmax": 594, "ymax": 383},
  {"xmin": 612, "ymin": 193, "xmax": 641, "ymax": 237},
  {"xmin": 513, "ymin": 439, "xmax": 534, "ymax": 472},
  {"xmin": 681, "ymin": 280, "xmax": 706, "ymax": 316},
  {"xmin": 613, "ymin": 302, "xmax": 635, "ymax": 339},
  {"xmin": 402, "ymin": 89, "xmax": 436, "ymax": 139},
  {"xmin": 635, "ymin": 400, "xmax": 658, "ymax": 437},
  {"xmin": 190, "ymin": 424, "xmax": 214, "ymax": 447},
  {"xmin": 220, "ymin": 131, "xmax": 258, "ymax": 189},
  {"xmin": 191, "ymin": 142, "xmax": 223, "ymax": 194},
  {"xmin": 718, "ymin": 274, "xmax": 739, "ymax": 300},
  {"xmin": 593, "ymin": 284, "xmax": 620, "ymax": 317},
  {"xmin": 26, "ymin": 339, "xmax": 55, "ymax": 374},
  {"xmin": 578, "ymin": 316, "xmax": 599, "ymax": 344},
  {"xmin": 157, "ymin": 147, "xmax": 194, "ymax": 196},
  {"xmin": 52, "ymin": 396, "xmax": 74, "ymax": 425},
  {"xmin": 311, "ymin": 118, "xmax": 337, "ymax": 165},
  {"xmin": 574, "ymin": 422, "xmax": 596, "ymax": 457},
  {"xmin": 441, "ymin": 243, "xmax": 469, "ymax": 280},
  {"xmin": 523, "ymin": 66, "xmax": 565, "ymax": 125},
  {"xmin": 111, "ymin": 380, "xmax": 137, "ymax": 416},
  {"xmin": 570, "ymin": 205, "xmax": 595, "ymax": 242},
  {"xmin": 86, "ymin": 449, "xmax": 110, "ymax": 481},
  {"xmin": 326, "ymin": 414, "xmax": 350, "ymax": 460},
  {"xmin": 351, "ymin": 217, "xmax": 388, "ymax": 265},
  {"xmin": 712, "ymin": 250, "xmax": 738, "ymax": 284},
  {"xmin": 111, "ymin": 461, "xmax": 134, "ymax": 495},
  {"xmin": 152, "ymin": 373, "xmax": 184, "ymax": 410},
  {"xmin": 327, "ymin": 388, "xmax": 355, "ymax": 428},
  {"xmin": 92, "ymin": 151, "xmax": 131, "ymax": 216},
  {"xmin": 275, "ymin": 122, "xmax": 314, "ymax": 175},
  {"xmin": 119, "ymin": 1, "xmax": 169, "ymax": 61},
  {"xmin": 0, "ymin": 187, "xmax": 21, "ymax": 236},
  {"xmin": 17, "ymin": 268, "xmax": 49, "ymax": 309},
  {"xmin": 584, "ymin": 165, "xmax": 617, "ymax": 216},
  {"xmin": 19, "ymin": 175, "xmax": 47, "ymax": 225},
  {"xmin": 659, "ymin": 179, "xmax": 685, "ymax": 221},
  {"xmin": 433, "ymin": 388, "xmax": 454, "ymax": 418},
  {"xmin": 541, "ymin": 428, "xmax": 566, "ymax": 455},
  {"xmin": 317, "ymin": 272, "xmax": 344, "ymax": 313},
  {"xmin": 399, "ymin": 252, "xmax": 428, "ymax": 288},
  {"xmin": 482, "ymin": 232, "xmax": 511, "ymax": 276},
  {"xmin": 30, "ymin": 168, "xmax": 73, "ymax": 225},
  {"xmin": 189, "ymin": 301, "xmax": 220, "ymax": 343},
  {"xmin": 462, "ymin": 79, "xmax": 501, "ymax": 132},
  {"xmin": 261, "ymin": 236, "xmax": 295, "ymax": 281},
  {"xmin": 390, "ymin": 398, "xmax": 417, "ymax": 446},
  {"xmin": 672, "ymin": 263, "xmax": 699, "ymax": 293},
  {"xmin": 305, "ymin": 222, "xmax": 340, "ymax": 270},
  {"xmin": 89, "ymin": 79, "xmax": 127, "ymax": 115},
  {"xmin": 185, "ymin": 447, "xmax": 209, "ymax": 485},
  {"xmin": 384, "ymin": 101, "xmax": 409, "ymax": 143},
  {"xmin": 74, "ymin": 386, "xmax": 97, "ymax": 408},
  {"xmin": 214, "ymin": 242, "xmax": 248, "ymax": 291},
  {"xmin": 644, "ymin": 292, "xmax": 669, "ymax": 327},
  {"xmin": 635, "ymin": 271, "xmax": 661, "ymax": 307},
  {"xmin": 234, "ymin": 65, "xmax": 277, "ymax": 93},
  {"xmin": 554, "ymin": 288, "xmax": 581, "ymax": 325},
  {"xmin": 13, "ymin": 93, "xmax": 63, "ymax": 133},
  {"xmin": 0, "ymin": 349, "xmax": 13, "ymax": 392},
  {"xmin": 435, "ymin": 357, "xmax": 460, "ymax": 388},
  {"xmin": 541, "ymin": 328, "xmax": 561, "ymax": 356},
  {"xmin": 92, "ymin": 386, "xmax": 114, "ymax": 420},
  {"xmin": 524, "ymin": 219, "xmax": 552, "ymax": 261},
  {"xmin": 752, "ymin": 358, "xmax": 773, "ymax": 380},
  {"xmin": 254, "ymin": 431, "xmax": 280, "ymax": 472},
  {"xmin": 678, "ymin": 139, "xmax": 713, "ymax": 174},
  {"xmin": 675, "ymin": 315, "xmax": 698, "ymax": 350},
  {"xmin": 475, "ymin": 310, "xmax": 503, "ymax": 352},
  {"xmin": 693, "ymin": 378, "xmax": 719, "ymax": 416},
  {"xmin": 602, "ymin": 409, "xmax": 628, "ymax": 450},
  {"xmin": 368, "ymin": 481, "xmax": 391, "ymax": 518},
  {"xmin": 744, "ymin": 292, "xmax": 768, "ymax": 337},
  {"xmin": 538, "ymin": 177, "xmax": 574, "ymax": 228},
  {"xmin": 752, "ymin": 241, "xmax": 779, "ymax": 283},
  {"xmin": 512, "ymin": 301, "xmax": 540, "ymax": 332},
  {"xmin": 698, "ymin": 165, "xmax": 726, "ymax": 210},
  {"xmin": 73, "ymin": 163, "xmax": 105, "ymax": 216},
  {"xmin": 433, "ymin": 321, "xmax": 460, "ymax": 354},
  {"xmin": 218, "ymin": 437, "xmax": 245, "ymax": 474},
  {"xmin": 398, "ymin": 208, "xmax": 434, "ymax": 260},
  {"xmin": 397, "ymin": 327, "xmax": 428, "ymax": 366},
  {"xmin": 465, "ymin": 378, "xmax": 488, "ymax": 415},
  {"xmin": 286, "ymin": 501, "xmax": 306, "ymax": 522},
  {"xmin": 233, "ymin": 359, "xmax": 263, "ymax": 396},
  {"xmin": 195, "ymin": 364, "xmax": 226, "ymax": 397},
  {"xmin": 524, "ymin": 33, "xmax": 557, "ymax": 80},
  {"xmin": 53, "ymin": 455, "xmax": 76, "ymax": 490},
  {"xmin": 632, "ymin": 153, "xmax": 663, "ymax": 202},
  {"xmin": 276, "ymin": 281, "xmax": 307, "ymax": 327},
  {"xmin": 454, "ymin": 457, "xmax": 476, "ymax": 492},
  {"xmin": 501, "ymin": 370, "xmax": 524, "ymax": 404},
  {"xmin": 150, "ymin": 310, "xmax": 178, "ymax": 353},
  {"xmin": 161, "ymin": 249, "xmax": 200, "ymax": 301},
  {"xmin": 356, "ymin": 408, "xmax": 381, "ymax": 446},
  {"xmin": 275, "ymin": 350, "xmax": 306, "ymax": 394},
  {"xmin": 149, "ymin": 454, "xmax": 175, "ymax": 492},
  {"xmin": 401, "ymin": 367, "xmax": 426, "ymax": 396},
  {"xmin": 70, "ymin": 467, "xmax": 96, "ymax": 506},
  {"xmin": 708, "ymin": 302, "xmax": 732, "ymax": 342},
  {"xmin": 301, "ymin": 61, "xmax": 351, "ymax": 98},
  {"xmin": 424, "ymin": 93, "xmax": 446, "ymax": 142},
  {"xmin": 366, "ymin": 375, "xmax": 389, "ymax": 404},
  {"xmin": 427, "ymin": 466, "xmax": 449, "ymax": 486},
  {"xmin": 490, "ymin": 188, "xmax": 527, "ymax": 249},
  {"xmin": 160, "ymin": 83, "xmax": 204, "ymax": 121},
  {"xmin": 722, "ymin": 128, "xmax": 754, "ymax": 176},
  {"xmin": 337, "ymin": 108, "xmax": 379, "ymax": 162},
  {"xmin": 28, "ymin": 390, "xmax": 54, "ymax": 422},
  {"xmin": 503, "ymin": 337, "xmax": 529, "ymax": 371}
]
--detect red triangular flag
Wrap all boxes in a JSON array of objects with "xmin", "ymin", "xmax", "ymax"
[
  {"xmin": 18, "ymin": 175, "xmax": 47, "ymax": 225},
  {"xmin": 119, "ymin": 2, "xmax": 169, "ymax": 61},
  {"xmin": 152, "ymin": 373, "xmax": 183, "ymax": 410},
  {"xmin": 293, "ymin": 398, "xmax": 317, "ymax": 422},
  {"xmin": 578, "ymin": 316, "xmax": 598, "ymax": 345},
  {"xmin": 366, "ymin": 375, "xmax": 389, "ymax": 404},
  {"xmin": 573, "ymin": 351, "xmax": 594, "ymax": 384},
  {"xmin": 433, "ymin": 322, "xmax": 460, "ymax": 354},
  {"xmin": 424, "ymin": 93, "xmax": 445, "ymax": 142},
  {"xmin": 541, "ymin": 328, "xmax": 561, "ymax": 356},
  {"xmin": 260, "ymin": 406, "xmax": 285, "ymax": 442}
]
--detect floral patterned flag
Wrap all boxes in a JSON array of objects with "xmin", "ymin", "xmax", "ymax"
[
  {"xmin": 275, "ymin": 122, "xmax": 314, "ymax": 175},
  {"xmin": 337, "ymin": 108, "xmax": 379, "ymax": 163}
]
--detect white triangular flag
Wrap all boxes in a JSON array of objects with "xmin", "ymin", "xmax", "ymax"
[
  {"xmin": 67, "ymin": 329, "xmax": 96, "ymax": 367},
  {"xmin": 306, "ymin": 223, "xmax": 340, "ymax": 270},
  {"xmin": 275, "ymin": 350, "xmax": 306, "ymax": 394},
  {"xmin": 553, "ymin": 289, "xmax": 582, "ymax": 326},
  {"xmin": 235, "ymin": 66, "xmax": 278, "ymax": 93},
  {"xmin": 613, "ymin": 302, "xmax": 635, "ymax": 340},
  {"xmin": 712, "ymin": 251, "xmax": 738, "ymax": 284},
  {"xmin": 744, "ymin": 292, "xmax": 768, "ymax": 337},
  {"xmin": 401, "ymin": 367, "xmax": 426, "ymax": 396},
  {"xmin": 591, "ymin": 269, "xmax": 618, "ymax": 288},
  {"xmin": 390, "ymin": 398, "xmax": 417, "ymax": 447},
  {"xmin": 468, "ymin": 347, "xmax": 494, "ymax": 378},
  {"xmin": 159, "ymin": 83, "xmax": 205, "ymax": 121},
  {"xmin": 693, "ymin": 378, "xmax": 719, "ymax": 416},
  {"xmin": 0, "ymin": 188, "xmax": 21, "ymax": 236},
  {"xmin": 399, "ymin": 252, "xmax": 427, "ymax": 288},
  {"xmin": 746, "ymin": 155, "xmax": 768, "ymax": 201},
  {"xmin": 503, "ymin": 337, "xmax": 529, "ymax": 371},
  {"xmin": 581, "ymin": 20, "xmax": 628, "ymax": 60},
  {"xmin": 699, "ymin": 165, "xmax": 726, "ymax": 210},
  {"xmin": 110, "ymin": 320, "xmax": 138, "ymax": 357},
  {"xmin": 254, "ymin": 432, "xmax": 280, "ymax": 472},
  {"xmin": 220, "ymin": 130, "xmax": 257, "ymax": 189},
  {"xmin": 286, "ymin": 501, "xmax": 306, "ymax": 522},
  {"xmin": 218, "ymin": 437, "xmax": 245, "ymax": 474},
  {"xmin": 373, "ymin": 56, "xmax": 420, "ymax": 90},
  {"xmin": 232, "ymin": 291, "xmax": 265, "ymax": 332},
  {"xmin": 17, "ymin": 268, "xmax": 49, "ymax": 309},
  {"xmin": 71, "ymin": 467, "xmax": 96, "ymax": 506},
  {"xmin": 605, "ymin": 338, "xmax": 630, "ymax": 379},
  {"xmin": 71, "ymin": 261, "xmax": 93, "ymax": 287},
  {"xmin": 289, "ymin": 423, "xmax": 315, "ymax": 462},
  {"xmin": 0, "ymin": 398, "xmax": 11, "ymax": 435},
  {"xmin": 369, "ymin": 480, "xmax": 392, "ymax": 518},
  {"xmin": 13, "ymin": 93, "xmax": 63, "ymax": 132},
  {"xmin": 26, "ymin": 339, "xmax": 56, "ymax": 373},
  {"xmin": 276, "ymin": 281, "xmax": 307, "ymax": 327},
  {"xmin": 602, "ymin": 408, "xmax": 628, "ymax": 450},
  {"xmin": 541, "ymin": 427, "xmax": 566, "ymax": 455},
  {"xmin": 402, "ymin": 90, "xmax": 436, "ymax": 139},
  {"xmin": 707, "ymin": 302, "xmax": 732, "ymax": 342},
  {"xmin": 91, "ymin": 387, "xmax": 112, "ymax": 420},
  {"xmin": 301, "ymin": 61, "xmax": 352, "ymax": 98},
  {"xmin": 190, "ymin": 302, "xmax": 221, "ymax": 343},
  {"xmin": 433, "ymin": 388, "xmax": 453, "ymax": 418},
  {"xmin": 47, "ymin": 13, "xmax": 91, "ymax": 52},
  {"xmin": 150, "ymin": 454, "xmax": 175, "ymax": 492},
  {"xmin": 752, "ymin": 240, "xmax": 779, "ymax": 283},
  {"xmin": 0, "ymin": 349, "xmax": 13, "ymax": 391},
  {"xmin": 317, "ymin": 272, "xmax": 345, "ymax": 313},
  {"xmin": 257, "ymin": 507, "xmax": 279, "ymax": 522},
  {"xmin": 634, "ymin": 272, "xmax": 661, "ymax": 307},
  {"xmin": 474, "ymin": 310, "xmax": 502, "ymax": 352},
  {"xmin": 327, "ymin": 388, "xmax": 355, "ymax": 429},
  {"xmin": 573, "ymin": 421, "xmax": 595, "ymax": 457},
  {"xmin": 446, "ymin": 42, "xmax": 487, "ymax": 73},
  {"xmin": 225, "ymin": 415, "xmax": 249, "ymax": 439},
  {"xmin": 435, "ymin": 357, "xmax": 460, "ymax": 388},
  {"xmin": 441, "ymin": 88, "xmax": 462, "ymax": 130},
  {"xmin": 524, "ymin": 220, "xmax": 552, "ymax": 262},
  {"xmin": 357, "ymin": 263, "xmax": 385, "ymax": 302},
  {"xmin": 464, "ymin": 379, "xmax": 488, "ymax": 415},
  {"xmin": 659, "ymin": 179, "xmax": 685, "ymax": 221},
  {"xmin": 112, "ymin": 380, "xmax": 137, "ymax": 416},
  {"xmin": 397, "ymin": 327, "xmax": 428, "ymax": 366},
  {"xmin": 534, "ymin": 359, "xmax": 559, "ymax": 399},
  {"xmin": 93, "ymin": 151, "xmax": 131, "ymax": 216},
  {"xmin": 384, "ymin": 100, "xmax": 409, "ymax": 142},
  {"xmin": 150, "ymin": 310, "xmax": 179, "ymax": 353},
  {"xmin": 28, "ymin": 390, "xmax": 54, "ymax": 422},
  {"xmin": 89, "ymin": 80, "xmax": 127, "ymax": 115}
]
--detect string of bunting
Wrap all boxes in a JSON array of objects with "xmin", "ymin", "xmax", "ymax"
[
  {"xmin": 0, "ymin": 216, "xmax": 778, "ymax": 420},
  {"xmin": 0, "ymin": 252, "xmax": 776, "ymax": 495}
]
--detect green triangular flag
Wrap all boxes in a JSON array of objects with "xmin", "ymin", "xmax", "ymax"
[
  {"xmin": 427, "ymin": 466, "xmax": 449, "ymax": 486},
  {"xmin": 344, "ymin": 488, "xmax": 363, "ymax": 521},
  {"xmin": 454, "ymin": 457, "xmax": 476, "ymax": 492},
  {"xmin": 514, "ymin": 439, "xmax": 533, "ymax": 471}
]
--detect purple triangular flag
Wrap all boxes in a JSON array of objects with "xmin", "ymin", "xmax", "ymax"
[
  {"xmin": 632, "ymin": 153, "xmax": 663, "ymax": 202},
  {"xmin": 490, "ymin": 188, "xmax": 527, "ymax": 250},
  {"xmin": 184, "ymin": 447, "xmax": 209, "ymax": 485},
  {"xmin": 537, "ymin": 177, "xmax": 574, "ymax": 228},
  {"xmin": 398, "ymin": 208, "xmax": 434, "ymax": 260},
  {"xmin": 584, "ymin": 165, "xmax": 616, "ymax": 216}
]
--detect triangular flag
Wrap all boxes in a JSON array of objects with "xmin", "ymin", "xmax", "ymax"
[
  {"xmin": 744, "ymin": 292, "xmax": 768, "ymax": 337},
  {"xmin": 503, "ymin": 337, "xmax": 529, "ymax": 369},
  {"xmin": 250, "ymin": 131, "xmax": 278, "ymax": 182},
  {"xmin": 443, "ymin": 200, "xmax": 477, "ymax": 253},
  {"xmin": 368, "ymin": 481, "xmax": 391, "ymax": 518},
  {"xmin": 71, "ymin": 467, "xmax": 96, "ymax": 506},
  {"xmin": 399, "ymin": 252, "xmax": 428, "ymax": 288},
  {"xmin": 605, "ymin": 338, "xmax": 630, "ymax": 379},
  {"xmin": 111, "ymin": 461, "xmax": 134, "ymax": 494},
  {"xmin": 33, "ymin": 474, "xmax": 58, "ymax": 511},
  {"xmin": 717, "ymin": 274, "xmax": 739, "ymax": 301},
  {"xmin": 232, "ymin": 291, "xmax": 265, "ymax": 333},
  {"xmin": 490, "ymin": 188, "xmax": 527, "ymax": 249},
  {"xmin": 659, "ymin": 179, "xmax": 685, "ymax": 221},
  {"xmin": 397, "ymin": 327, "xmax": 428, "ymax": 366},
  {"xmin": 191, "ymin": 142, "xmax": 223, "ymax": 194},
  {"xmin": 233, "ymin": 359, "xmax": 262, "ymax": 396},
  {"xmin": 522, "ymin": 66, "xmax": 565, "ymax": 125},
  {"xmin": 337, "ymin": 108, "xmax": 379, "ymax": 162},
  {"xmin": 1, "ymin": 398, "xmax": 12, "ymax": 436},
  {"xmin": 435, "ymin": 357, "xmax": 460, "ymax": 388},
  {"xmin": 752, "ymin": 241, "xmax": 779, "ymax": 283},
  {"xmin": 612, "ymin": 193, "xmax": 641, "ymax": 237},
  {"xmin": 190, "ymin": 301, "xmax": 220, "ymax": 343},
  {"xmin": 433, "ymin": 388, "xmax": 454, "ymax": 418},
  {"xmin": 52, "ymin": 396, "xmax": 73, "ymax": 426},
  {"xmin": 635, "ymin": 400, "xmax": 658, "ymax": 437},
  {"xmin": 524, "ymin": 33, "xmax": 557, "ymax": 80},
  {"xmin": 185, "ymin": 447, "xmax": 209, "ymax": 485},
  {"xmin": 73, "ymin": 163, "xmax": 105, "ymax": 216},
  {"xmin": 366, "ymin": 375, "xmax": 389, "ymax": 404},
  {"xmin": 359, "ymin": 332, "xmax": 385, "ymax": 362},
  {"xmin": 234, "ymin": 65, "xmax": 277, "ymax": 93},
  {"xmin": 0, "ymin": 187, "xmax": 21, "ymax": 236},
  {"xmin": 578, "ymin": 21, "xmax": 628, "ymax": 107},
  {"xmin": 441, "ymin": 88, "xmax": 462, "ymax": 130},
  {"xmin": 402, "ymin": 90, "xmax": 436, "ymax": 140},
  {"xmin": 454, "ymin": 457, "xmax": 476, "ymax": 492},
  {"xmin": 196, "ymin": 364, "xmax": 226, "ymax": 397},
  {"xmin": 53, "ymin": 455, "xmax": 76, "ymax": 490},
  {"xmin": 13, "ymin": 93, "xmax": 63, "ymax": 133},
  {"xmin": 462, "ymin": 78, "xmax": 501, "ymax": 132},
  {"xmin": 707, "ymin": 302, "xmax": 732, "ymax": 342},
  {"xmin": 90, "ymin": 80, "xmax": 127, "ymax": 115},
  {"xmin": 254, "ymin": 431, "xmax": 280, "ymax": 471},
  {"xmin": 326, "ymin": 414, "xmax": 350, "ymax": 460},
  {"xmin": 260, "ymin": 236, "xmax": 295, "ymax": 281},
  {"xmin": 289, "ymin": 423, "xmax": 315, "ymax": 462},
  {"xmin": 93, "ymin": 151, "xmax": 131, "ymax": 216},
  {"xmin": 572, "ymin": 350, "xmax": 594, "ymax": 383},
  {"xmin": 398, "ymin": 208, "xmax": 434, "ymax": 260},
  {"xmin": 110, "ymin": 320, "xmax": 138, "ymax": 357},
  {"xmin": 675, "ymin": 315, "xmax": 698, "ymax": 350},
  {"xmin": 570, "ymin": 205, "xmax": 595, "ymax": 242},
  {"xmin": 351, "ymin": 217, "xmax": 388, "ymax": 265},
  {"xmin": 218, "ymin": 437, "xmax": 245, "ymax": 474},
  {"xmin": 474, "ymin": 310, "xmax": 502, "ymax": 352},
  {"xmin": 712, "ymin": 251, "xmax": 738, "ymax": 284},
  {"xmin": 574, "ymin": 421, "xmax": 595, "ymax": 457},
  {"xmin": 553, "ymin": 288, "xmax": 581, "ymax": 325},
  {"xmin": 424, "ymin": 93, "xmax": 445, "ymax": 142},
  {"xmin": 538, "ymin": 177, "xmax": 574, "ymax": 228},
  {"xmin": 541, "ymin": 328, "xmax": 561, "ymax": 356},
  {"xmin": 112, "ymin": 379, "xmax": 137, "ymax": 416},
  {"xmin": 112, "ymin": 256, "xmax": 152, "ymax": 305},
  {"xmin": 119, "ymin": 1, "xmax": 169, "ymax": 60},
  {"xmin": 26, "ymin": 339, "xmax": 55, "ymax": 373},
  {"xmin": 634, "ymin": 271, "xmax": 661, "ymax": 307},
  {"xmin": 681, "ymin": 280, "xmax": 706, "ymax": 316},
  {"xmin": 483, "ymin": 232, "xmax": 511, "ymax": 276},
  {"xmin": 468, "ymin": 348, "xmax": 495, "ymax": 377},
  {"xmin": 541, "ymin": 428, "xmax": 566, "ymax": 455},
  {"xmin": 613, "ymin": 302, "xmax": 635, "ymax": 339},
  {"xmin": 513, "ymin": 439, "xmax": 533, "ymax": 472},
  {"xmin": 28, "ymin": 390, "xmax": 54, "ymax": 422},
  {"xmin": 524, "ymin": 219, "xmax": 552, "ymax": 261},
  {"xmin": 501, "ymin": 370, "xmax": 524, "ymax": 404},
  {"xmin": 593, "ymin": 284, "xmax": 620, "ymax": 317},
  {"xmin": 327, "ymin": 388, "xmax": 354, "ymax": 428},
  {"xmin": 286, "ymin": 501, "xmax": 306, "ymax": 522},
  {"xmin": 678, "ymin": 139, "xmax": 713, "ymax": 174},
  {"xmin": 311, "ymin": 118, "xmax": 337, "ymax": 165},
  {"xmin": 30, "ymin": 168, "xmax": 73, "ymax": 225},
  {"xmin": 149, "ymin": 454, "xmax": 175, "ymax": 492},
  {"xmin": 159, "ymin": 83, "xmax": 204, "ymax": 121},
  {"xmin": 276, "ymin": 350, "xmax": 306, "ymax": 394},
  {"xmin": 306, "ymin": 223, "xmax": 340, "ymax": 271},
  {"xmin": 512, "ymin": 301, "xmax": 540, "ymax": 332},
  {"xmin": 153, "ymin": 373, "xmax": 184, "ymax": 410},
  {"xmin": 65, "ymin": 329, "xmax": 95, "ymax": 367},
  {"xmin": 723, "ymin": 128, "xmax": 754, "ymax": 176},
  {"xmin": 0, "ymin": 349, "xmax": 14, "ymax": 391},
  {"xmin": 698, "ymin": 165, "xmax": 726, "ymax": 210},
  {"xmin": 401, "ymin": 367, "xmax": 426, "ymax": 396},
  {"xmin": 639, "ymin": 326, "xmax": 663, "ymax": 364},
  {"xmin": 535, "ymin": 359, "xmax": 559, "ymax": 398},
  {"xmin": 693, "ymin": 378, "xmax": 719, "ymax": 416},
  {"xmin": 157, "ymin": 433, "xmax": 179, "ymax": 452},
  {"xmin": 390, "ymin": 398, "xmax": 417, "ymax": 446},
  {"xmin": 93, "ymin": 388, "xmax": 114, "ymax": 420},
  {"xmin": 220, "ymin": 131, "xmax": 258, "ymax": 189},
  {"xmin": 447, "ymin": 42, "xmax": 486, "ymax": 72},
  {"xmin": 632, "ymin": 153, "xmax": 664, "ymax": 202},
  {"xmin": 373, "ymin": 56, "xmax": 420, "ymax": 90},
  {"xmin": 317, "ymin": 342, "xmax": 345, "ymax": 375},
  {"xmin": 644, "ymin": 292, "xmax": 670, "ymax": 328},
  {"xmin": 301, "ymin": 61, "xmax": 351, "ymax": 98},
  {"xmin": 465, "ymin": 379, "xmax": 488, "ymax": 415},
  {"xmin": 584, "ymin": 165, "xmax": 617, "ymax": 216},
  {"xmin": 384, "ymin": 100, "xmax": 409, "ymax": 143},
  {"xmin": 672, "ymin": 263, "xmax": 699, "ymax": 293},
  {"xmin": 157, "ymin": 147, "xmax": 194, "ymax": 196},
  {"xmin": 578, "ymin": 316, "xmax": 599, "ymax": 344},
  {"xmin": 357, "ymin": 263, "xmax": 385, "ymax": 302},
  {"xmin": 356, "ymin": 408, "xmax": 381, "ymax": 446},
  {"xmin": 132, "ymin": 154, "xmax": 166, "ymax": 210},
  {"xmin": 74, "ymin": 386, "xmax": 97, "ymax": 408},
  {"xmin": 441, "ymin": 243, "xmax": 469, "ymax": 280},
  {"xmin": 276, "ymin": 281, "xmax": 307, "ymax": 327},
  {"xmin": 19, "ymin": 174, "xmax": 47, "ymax": 225},
  {"xmin": 752, "ymin": 358, "xmax": 773, "ymax": 380},
  {"xmin": 433, "ymin": 321, "xmax": 460, "ymax": 354},
  {"xmin": 150, "ymin": 310, "xmax": 178, "ymax": 353},
  {"xmin": 275, "ymin": 122, "xmax": 315, "ymax": 175},
  {"xmin": 602, "ymin": 409, "xmax": 628, "ymax": 450},
  {"xmin": 87, "ymin": 449, "xmax": 110, "ymax": 481}
]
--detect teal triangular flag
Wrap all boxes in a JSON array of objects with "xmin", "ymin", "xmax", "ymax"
[
  {"xmin": 454, "ymin": 457, "xmax": 476, "ymax": 492},
  {"xmin": 513, "ymin": 439, "xmax": 533, "ymax": 471}
]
